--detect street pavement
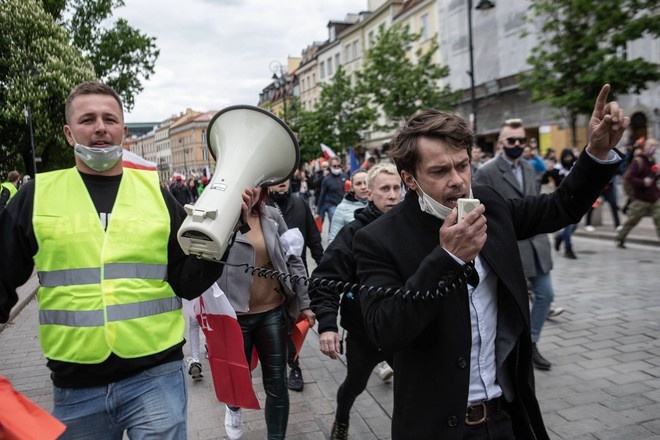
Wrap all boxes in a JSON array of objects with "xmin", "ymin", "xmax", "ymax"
[{"xmin": 1, "ymin": 212, "xmax": 658, "ymax": 439}]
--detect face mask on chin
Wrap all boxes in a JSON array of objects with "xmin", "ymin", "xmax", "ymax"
[
  {"xmin": 71, "ymin": 134, "xmax": 124, "ymax": 172},
  {"xmin": 412, "ymin": 176, "xmax": 473, "ymax": 220}
]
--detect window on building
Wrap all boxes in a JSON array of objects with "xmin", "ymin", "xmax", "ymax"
[
  {"xmin": 320, "ymin": 61, "xmax": 325, "ymax": 79},
  {"xmin": 345, "ymin": 44, "xmax": 351, "ymax": 61},
  {"xmin": 368, "ymin": 30, "xmax": 375, "ymax": 47},
  {"xmin": 352, "ymin": 40, "xmax": 360, "ymax": 59},
  {"xmin": 335, "ymin": 53, "xmax": 341, "ymax": 69},
  {"xmin": 327, "ymin": 57, "xmax": 333, "ymax": 75},
  {"xmin": 420, "ymin": 13, "xmax": 429, "ymax": 41}
]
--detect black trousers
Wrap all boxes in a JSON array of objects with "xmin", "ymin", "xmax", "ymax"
[{"xmin": 335, "ymin": 333, "xmax": 394, "ymax": 422}]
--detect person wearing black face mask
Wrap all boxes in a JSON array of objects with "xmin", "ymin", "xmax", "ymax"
[
  {"xmin": 474, "ymin": 118, "xmax": 561, "ymax": 372},
  {"xmin": 266, "ymin": 179, "xmax": 324, "ymax": 393},
  {"xmin": 542, "ymin": 148, "xmax": 579, "ymax": 259}
]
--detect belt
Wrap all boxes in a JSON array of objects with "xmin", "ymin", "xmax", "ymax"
[{"xmin": 465, "ymin": 397, "xmax": 504, "ymax": 426}]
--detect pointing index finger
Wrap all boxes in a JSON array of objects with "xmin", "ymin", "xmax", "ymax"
[{"xmin": 593, "ymin": 84, "xmax": 611, "ymax": 118}]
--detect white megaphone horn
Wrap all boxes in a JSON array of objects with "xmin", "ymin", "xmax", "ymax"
[{"xmin": 177, "ymin": 105, "xmax": 299, "ymax": 261}]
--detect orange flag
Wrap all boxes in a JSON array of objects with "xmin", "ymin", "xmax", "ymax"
[
  {"xmin": 290, "ymin": 315, "xmax": 311, "ymax": 362},
  {"xmin": 0, "ymin": 376, "xmax": 66, "ymax": 440}
]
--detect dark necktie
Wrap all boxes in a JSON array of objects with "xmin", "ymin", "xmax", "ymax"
[{"xmin": 467, "ymin": 260, "xmax": 480, "ymax": 287}]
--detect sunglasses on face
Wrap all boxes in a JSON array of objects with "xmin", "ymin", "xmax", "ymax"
[
  {"xmin": 504, "ymin": 137, "xmax": 527, "ymax": 145},
  {"xmin": 331, "ymin": 165, "xmax": 342, "ymax": 169}
]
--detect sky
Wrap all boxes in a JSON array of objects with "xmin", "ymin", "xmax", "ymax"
[{"xmin": 115, "ymin": 0, "xmax": 365, "ymax": 123}]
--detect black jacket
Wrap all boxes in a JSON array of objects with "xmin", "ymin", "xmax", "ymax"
[
  {"xmin": 309, "ymin": 202, "xmax": 381, "ymax": 341},
  {"xmin": 266, "ymin": 192, "xmax": 323, "ymax": 273},
  {"xmin": 354, "ymin": 152, "xmax": 619, "ymax": 439}
]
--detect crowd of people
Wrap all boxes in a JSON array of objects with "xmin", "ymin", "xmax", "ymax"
[{"xmin": 1, "ymin": 79, "xmax": 658, "ymax": 440}]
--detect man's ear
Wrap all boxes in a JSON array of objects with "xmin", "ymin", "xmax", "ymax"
[
  {"xmin": 63, "ymin": 126, "xmax": 75, "ymax": 147},
  {"xmin": 400, "ymin": 170, "xmax": 416, "ymax": 191}
]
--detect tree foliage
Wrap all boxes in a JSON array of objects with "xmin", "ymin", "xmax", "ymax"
[
  {"xmin": 0, "ymin": 0, "xmax": 96, "ymax": 177},
  {"xmin": 521, "ymin": 0, "xmax": 660, "ymax": 145},
  {"xmin": 41, "ymin": 0, "xmax": 160, "ymax": 111},
  {"xmin": 358, "ymin": 23, "xmax": 455, "ymax": 130},
  {"xmin": 290, "ymin": 66, "xmax": 376, "ymax": 162}
]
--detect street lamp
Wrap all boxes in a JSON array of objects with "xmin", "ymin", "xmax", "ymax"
[
  {"xmin": 23, "ymin": 103, "xmax": 37, "ymax": 177},
  {"xmin": 270, "ymin": 61, "xmax": 289, "ymax": 122},
  {"xmin": 467, "ymin": 0, "xmax": 495, "ymax": 134},
  {"xmin": 23, "ymin": 68, "xmax": 40, "ymax": 177},
  {"xmin": 179, "ymin": 138, "xmax": 188, "ymax": 176}
]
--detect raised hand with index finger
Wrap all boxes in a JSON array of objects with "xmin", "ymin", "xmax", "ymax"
[{"xmin": 586, "ymin": 84, "xmax": 631, "ymax": 160}]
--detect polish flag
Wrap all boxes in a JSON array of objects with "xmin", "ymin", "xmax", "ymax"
[
  {"xmin": 122, "ymin": 149, "xmax": 157, "ymax": 171},
  {"xmin": 195, "ymin": 284, "xmax": 260, "ymax": 409},
  {"xmin": 320, "ymin": 143, "xmax": 337, "ymax": 159}
]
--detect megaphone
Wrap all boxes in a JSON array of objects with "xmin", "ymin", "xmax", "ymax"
[{"xmin": 177, "ymin": 105, "xmax": 299, "ymax": 261}]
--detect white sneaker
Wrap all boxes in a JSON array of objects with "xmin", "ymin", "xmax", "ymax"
[
  {"xmin": 225, "ymin": 406, "xmax": 243, "ymax": 440},
  {"xmin": 616, "ymin": 225, "xmax": 623, "ymax": 231},
  {"xmin": 374, "ymin": 361, "xmax": 394, "ymax": 382},
  {"xmin": 547, "ymin": 307, "xmax": 565, "ymax": 319},
  {"xmin": 187, "ymin": 357, "xmax": 203, "ymax": 380},
  {"xmin": 585, "ymin": 225, "xmax": 595, "ymax": 232}
]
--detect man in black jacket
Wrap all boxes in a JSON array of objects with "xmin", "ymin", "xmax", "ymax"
[
  {"xmin": 309, "ymin": 163, "xmax": 402, "ymax": 440},
  {"xmin": 353, "ymin": 85, "xmax": 628, "ymax": 440},
  {"xmin": 267, "ymin": 178, "xmax": 325, "ymax": 392}
]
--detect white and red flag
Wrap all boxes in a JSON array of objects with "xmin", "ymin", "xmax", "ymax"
[
  {"xmin": 191, "ymin": 284, "xmax": 260, "ymax": 409},
  {"xmin": 121, "ymin": 149, "xmax": 157, "ymax": 171},
  {"xmin": 320, "ymin": 143, "xmax": 337, "ymax": 159}
]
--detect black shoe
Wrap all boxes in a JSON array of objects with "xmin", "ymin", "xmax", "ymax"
[
  {"xmin": 288, "ymin": 367, "xmax": 304, "ymax": 391},
  {"xmin": 564, "ymin": 249, "xmax": 577, "ymax": 259},
  {"xmin": 330, "ymin": 419, "xmax": 349, "ymax": 440},
  {"xmin": 616, "ymin": 239, "xmax": 626, "ymax": 249},
  {"xmin": 532, "ymin": 344, "xmax": 551, "ymax": 371},
  {"xmin": 554, "ymin": 234, "xmax": 562, "ymax": 251}
]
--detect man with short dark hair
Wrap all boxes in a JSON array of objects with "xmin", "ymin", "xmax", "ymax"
[
  {"xmin": 354, "ymin": 85, "xmax": 628, "ymax": 439},
  {"xmin": 0, "ymin": 80, "xmax": 252, "ymax": 438},
  {"xmin": 315, "ymin": 157, "xmax": 347, "ymax": 226}
]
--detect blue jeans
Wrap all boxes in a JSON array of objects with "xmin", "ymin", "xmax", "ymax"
[
  {"xmin": 528, "ymin": 262, "xmax": 555, "ymax": 344},
  {"xmin": 559, "ymin": 223, "xmax": 577, "ymax": 252},
  {"xmin": 318, "ymin": 202, "xmax": 337, "ymax": 224},
  {"xmin": 237, "ymin": 305, "xmax": 289, "ymax": 440},
  {"xmin": 52, "ymin": 360, "xmax": 187, "ymax": 440}
]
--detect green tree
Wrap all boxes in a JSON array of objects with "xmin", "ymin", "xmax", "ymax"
[
  {"xmin": 41, "ymin": 0, "xmax": 160, "ymax": 111},
  {"xmin": 292, "ymin": 66, "xmax": 375, "ymax": 162},
  {"xmin": 0, "ymin": 0, "xmax": 96, "ymax": 177},
  {"xmin": 358, "ymin": 23, "xmax": 456, "ymax": 130},
  {"xmin": 521, "ymin": 0, "xmax": 660, "ymax": 146}
]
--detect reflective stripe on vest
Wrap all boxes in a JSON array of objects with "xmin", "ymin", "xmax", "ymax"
[
  {"xmin": 33, "ymin": 167, "xmax": 184, "ymax": 363},
  {"xmin": 39, "ymin": 263, "xmax": 168, "ymax": 287},
  {"xmin": 39, "ymin": 296, "xmax": 181, "ymax": 325}
]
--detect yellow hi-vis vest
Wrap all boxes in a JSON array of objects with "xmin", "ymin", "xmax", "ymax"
[
  {"xmin": 33, "ymin": 167, "xmax": 184, "ymax": 363},
  {"xmin": 1, "ymin": 181, "xmax": 17, "ymax": 201}
]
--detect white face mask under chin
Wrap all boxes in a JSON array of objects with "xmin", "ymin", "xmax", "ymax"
[
  {"xmin": 412, "ymin": 177, "xmax": 472, "ymax": 220},
  {"xmin": 71, "ymin": 135, "xmax": 124, "ymax": 172}
]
